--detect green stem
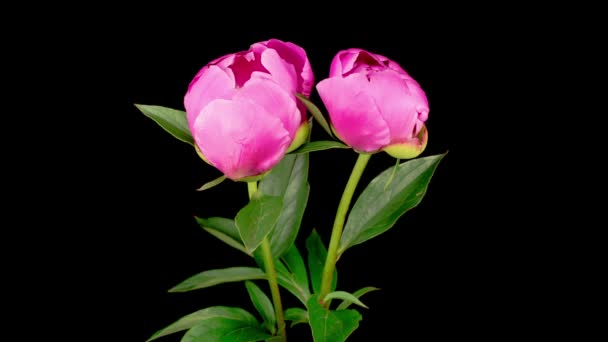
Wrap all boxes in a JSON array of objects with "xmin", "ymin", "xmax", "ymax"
[
  {"xmin": 319, "ymin": 153, "xmax": 372, "ymax": 303},
  {"xmin": 247, "ymin": 181, "xmax": 286, "ymax": 339}
]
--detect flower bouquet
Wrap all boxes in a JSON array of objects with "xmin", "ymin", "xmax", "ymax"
[{"xmin": 136, "ymin": 38, "xmax": 445, "ymax": 341}]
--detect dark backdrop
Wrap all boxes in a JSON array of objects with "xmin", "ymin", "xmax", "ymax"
[{"xmin": 85, "ymin": 14, "xmax": 527, "ymax": 342}]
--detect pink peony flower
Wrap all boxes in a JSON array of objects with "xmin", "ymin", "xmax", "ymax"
[
  {"xmin": 316, "ymin": 48, "xmax": 429, "ymax": 158},
  {"xmin": 184, "ymin": 39, "xmax": 314, "ymax": 180}
]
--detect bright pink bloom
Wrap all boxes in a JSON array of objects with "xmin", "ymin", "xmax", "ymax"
[
  {"xmin": 316, "ymin": 48, "xmax": 429, "ymax": 158},
  {"xmin": 184, "ymin": 39, "xmax": 313, "ymax": 180}
]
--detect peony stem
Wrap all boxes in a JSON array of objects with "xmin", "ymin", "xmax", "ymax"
[
  {"xmin": 319, "ymin": 153, "xmax": 372, "ymax": 304},
  {"xmin": 247, "ymin": 181, "xmax": 286, "ymax": 339}
]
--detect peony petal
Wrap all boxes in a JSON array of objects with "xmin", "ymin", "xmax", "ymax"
[
  {"xmin": 236, "ymin": 78, "xmax": 300, "ymax": 138},
  {"xmin": 192, "ymin": 99, "xmax": 291, "ymax": 180},
  {"xmin": 364, "ymin": 51, "xmax": 410, "ymax": 78},
  {"xmin": 258, "ymin": 39, "xmax": 314, "ymax": 96},
  {"xmin": 228, "ymin": 51, "xmax": 268, "ymax": 87},
  {"xmin": 184, "ymin": 65, "xmax": 235, "ymax": 130},
  {"xmin": 260, "ymin": 48, "xmax": 298, "ymax": 93},
  {"xmin": 316, "ymin": 73, "xmax": 390, "ymax": 152},
  {"xmin": 367, "ymin": 70, "xmax": 429, "ymax": 143},
  {"xmin": 331, "ymin": 49, "xmax": 361, "ymax": 76}
]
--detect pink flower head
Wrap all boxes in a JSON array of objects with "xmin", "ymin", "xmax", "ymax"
[
  {"xmin": 316, "ymin": 48, "xmax": 429, "ymax": 158},
  {"xmin": 184, "ymin": 39, "xmax": 314, "ymax": 180}
]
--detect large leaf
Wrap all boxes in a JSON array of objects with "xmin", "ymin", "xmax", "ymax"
[
  {"xmin": 147, "ymin": 306, "xmax": 257, "ymax": 341},
  {"xmin": 307, "ymin": 295, "xmax": 362, "ymax": 342},
  {"xmin": 291, "ymin": 141, "xmax": 348, "ymax": 154},
  {"xmin": 339, "ymin": 153, "xmax": 446, "ymax": 255},
  {"xmin": 280, "ymin": 245, "xmax": 309, "ymax": 294},
  {"xmin": 284, "ymin": 307, "xmax": 308, "ymax": 327},
  {"xmin": 306, "ymin": 230, "xmax": 337, "ymax": 294},
  {"xmin": 275, "ymin": 260, "xmax": 310, "ymax": 305},
  {"xmin": 336, "ymin": 287, "xmax": 380, "ymax": 310},
  {"xmin": 196, "ymin": 217, "xmax": 248, "ymax": 255},
  {"xmin": 235, "ymin": 195, "xmax": 283, "ymax": 254},
  {"xmin": 181, "ymin": 318, "xmax": 271, "ymax": 342},
  {"xmin": 135, "ymin": 104, "xmax": 194, "ymax": 145},
  {"xmin": 245, "ymin": 281, "xmax": 276, "ymax": 334},
  {"xmin": 259, "ymin": 153, "xmax": 309, "ymax": 257},
  {"xmin": 169, "ymin": 267, "xmax": 266, "ymax": 293},
  {"xmin": 295, "ymin": 94, "xmax": 333, "ymax": 138}
]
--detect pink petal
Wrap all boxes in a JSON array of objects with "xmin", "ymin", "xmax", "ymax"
[
  {"xmin": 228, "ymin": 51, "xmax": 268, "ymax": 87},
  {"xmin": 192, "ymin": 99, "xmax": 291, "ymax": 180},
  {"xmin": 366, "ymin": 70, "xmax": 429, "ymax": 143},
  {"xmin": 260, "ymin": 48, "xmax": 298, "ymax": 93},
  {"xmin": 316, "ymin": 74, "xmax": 390, "ymax": 152},
  {"xmin": 208, "ymin": 53, "xmax": 235, "ymax": 67},
  {"xmin": 331, "ymin": 49, "xmax": 361, "ymax": 76},
  {"xmin": 184, "ymin": 65, "xmax": 235, "ymax": 130},
  {"xmin": 236, "ymin": 78, "xmax": 300, "ymax": 138},
  {"xmin": 258, "ymin": 39, "xmax": 314, "ymax": 96},
  {"xmin": 368, "ymin": 51, "xmax": 413, "ymax": 79}
]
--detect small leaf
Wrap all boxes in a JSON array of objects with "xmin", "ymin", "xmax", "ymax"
[
  {"xmin": 259, "ymin": 153, "xmax": 309, "ymax": 258},
  {"xmin": 275, "ymin": 260, "xmax": 310, "ymax": 305},
  {"xmin": 146, "ymin": 306, "xmax": 257, "ymax": 341},
  {"xmin": 196, "ymin": 217, "xmax": 249, "ymax": 255},
  {"xmin": 339, "ymin": 153, "xmax": 446, "ymax": 255},
  {"xmin": 134, "ymin": 104, "xmax": 194, "ymax": 145},
  {"xmin": 235, "ymin": 195, "xmax": 283, "ymax": 253},
  {"xmin": 306, "ymin": 229, "xmax": 337, "ymax": 294},
  {"xmin": 197, "ymin": 175, "xmax": 227, "ymax": 191},
  {"xmin": 290, "ymin": 141, "xmax": 349, "ymax": 154},
  {"xmin": 336, "ymin": 287, "xmax": 380, "ymax": 310},
  {"xmin": 295, "ymin": 94, "xmax": 333, "ymax": 138},
  {"xmin": 307, "ymin": 295, "xmax": 362, "ymax": 342},
  {"xmin": 323, "ymin": 291, "xmax": 368, "ymax": 309},
  {"xmin": 169, "ymin": 267, "xmax": 266, "ymax": 293},
  {"xmin": 245, "ymin": 281, "xmax": 276, "ymax": 334},
  {"xmin": 284, "ymin": 307, "xmax": 308, "ymax": 327},
  {"xmin": 181, "ymin": 319, "xmax": 271, "ymax": 342},
  {"xmin": 280, "ymin": 245, "xmax": 309, "ymax": 294}
]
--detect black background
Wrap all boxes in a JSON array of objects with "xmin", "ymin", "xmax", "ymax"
[
  {"xmin": 119, "ymin": 27, "xmax": 494, "ymax": 341},
  {"xmin": 37, "ymin": 8, "xmax": 575, "ymax": 341}
]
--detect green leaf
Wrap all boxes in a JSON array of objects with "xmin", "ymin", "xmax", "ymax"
[
  {"xmin": 265, "ymin": 337, "xmax": 285, "ymax": 342},
  {"xmin": 339, "ymin": 153, "xmax": 446, "ymax": 255},
  {"xmin": 235, "ymin": 195, "xmax": 284, "ymax": 254},
  {"xmin": 323, "ymin": 291, "xmax": 368, "ymax": 309},
  {"xmin": 275, "ymin": 260, "xmax": 310, "ymax": 305},
  {"xmin": 383, "ymin": 158, "xmax": 401, "ymax": 191},
  {"xmin": 245, "ymin": 281, "xmax": 276, "ymax": 334},
  {"xmin": 306, "ymin": 229, "xmax": 337, "ymax": 294},
  {"xmin": 290, "ymin": 141, "xmax": 348, "ymax": 154},
  {"xmin": 295, "ymin": 94, "xmax": 334, "ymax": 138},
  {"xmin": 197, "ymin": 175, "xmax": 227, "ymax": 191},
  {"xmin": 181, "ymin": 319, "xmax": 271, "ymax": 342},
  {"xmin": 280, "ymin": 245, "xmax": 309, "ymax": 294},
  {"xmin": 169, "ymin": 267, "xmax": 266, "ymax": 293},
  {"xmin": 307, "ymin": 295, "xmax": 362, "ymax": 342},
  {"xmin": 196, "ymin": 217, "xmax": 249, "ymax": 255},
  {"xmin": 146, "ymin": 306, "xmax": 257, "ymax": 341},
  {"xmin": 284, "ymin": 307, "xmax": 308, "ymax": 327},
  {"xmin": 259, "ymin": 153, "xmax": 309, "ymax": 258},
  {"xmin": 336, "ymin": 287, "xmax": 380, "ymax": 310},
  {"xmin": 134, "ymin": 104, "xmax": 194, "ymax": 145}
]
